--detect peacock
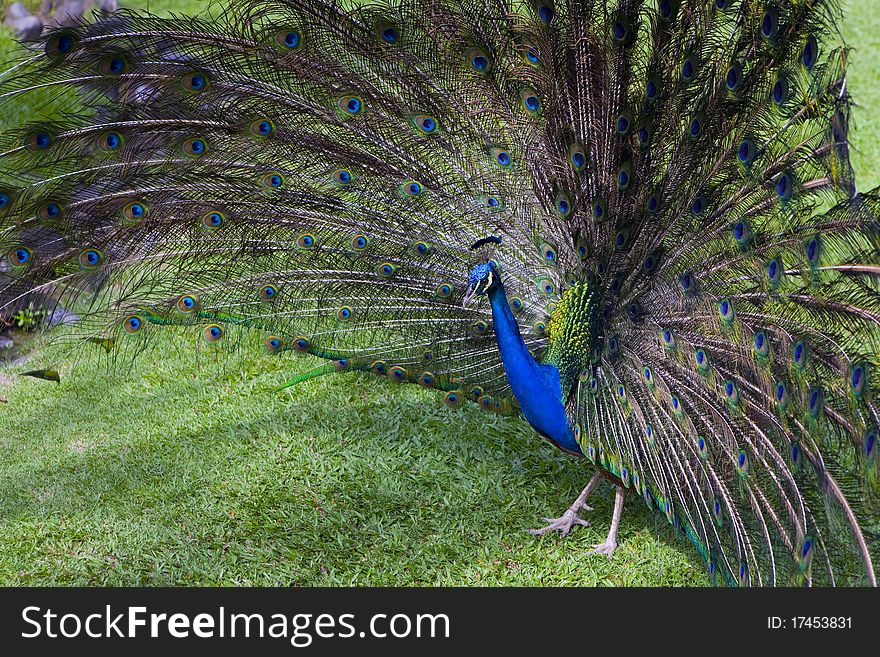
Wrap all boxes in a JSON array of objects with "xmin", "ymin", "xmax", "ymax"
[{"xmin": 0, "ymin": 0, "xmax": 878, "ymax": 587}]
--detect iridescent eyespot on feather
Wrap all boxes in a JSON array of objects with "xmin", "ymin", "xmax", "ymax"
[
  {"xmin": 569, "ymin": 144, "xmax": 587, "ymax": 171},
  {"xmin": 532, "ymin": 1, "xmax": 554, "ymax": 24},
  {"xmin": 400, "ymin": 180, "xmax": 424, "ymax": 197},
  {"xmin": 636, "ymin": 124, "xmax": 651, "ymax": 149},
  {"xmin": 26, "ymin": 130, "xmax": 53, "ymax": 151},
  {"xmin": 565, "ymin": 273, "xmax": 578, "ymax": 287},
  {"xmin": 78, "ymin": 249, "xmax": 103, "ymax": 269},
  {"xmin": 659, "ymin": 0, "xmax": 679, "ymax": 20},
  {"xmin": 690, "ymin": 196, "xmax": 706, "ymax": 216},
  {"xmin": 509, "ymin": 296, "xmax": 524, "ymax": 311},
  {"xmin": 616, "ymin": 162, "xmax": 632, "ymax": 190},
  {"xmin": 737, "ymin": 138, "xmax": 756, "ymax": 165},
  {"xmin": 100, "ymin": 54, "xmax": 129, "ymax": 76},
  {"xmin": 642, "ymin": 367, "xmax": 653, "ymax": 385},
  {"xmin": 293, "ymin": 234, "xmax": 317, "ymax": 251},
  {"xmin": 661, "ymin": 328, "xmax": 675, "ymax": 349},
  {"xmin": 732, "ymin": 219, "xmax": 751, "ymax": 247},
  {"xmin": 595, "ymin": 258, "xmax": 606, "ymax": 276},
  {"xmin": 351, "ymin": 234, "xmax": 369, "ymax": 250},
  {"xmin": 370, "ymin": 361, "xmax": 386, "ymax": 376},
  {"xmin": 479, "ymin": 195, "xmax": 503, "ymax": 210},
  {"xmin": 866, "ymin": 429, "xmax": 878, "ymax": 462},
  {"xmin": 471, "ymin": 321, "xmax": 489, "ymax": 336},
  {"xmin": 790, "ymin": 441, "xmax": 801, "ymax": 468},
  {"xmin": 715, "ymin": 0, "xmax": 733, "ymax": 9},
  {"xmin": 533, "ymin": 321, "xmax": 546, "ymax": 336},
  {"xmin": 615, "ymin": 109, "xmax": 633, "ymax": 135},
  {"xmin": 520, "ymin": 88, "xmax": 542, "ymax": 114},
  {"xmin": 802, "ymin": 35, "xmax": 819, "ymax": 69},
  {"xmin": 737, "ymin": 449, "xmax": 749, "ymax": 477},
  {"xmin": 805, "ymin": 235, "xmax": 821, "ymax": 265},
  {"xmin": 642, "ymin": 253, "xmax": 660, "ymax": 276},
  {"xmin": 388, "ymin": 366, "xmax": 408, "ymax": 381},
  {"xmin": 771, "ymin": 76, "xmax": 789, "ymax": 105},
  {"xmin": 434, "ymin": 283, "xmax": 453, "ymax": 300},
  {"xmin": 262, "ymin": 172, "xmax": 285, "ymax": 188},
  {"xmin": 97, "ymin": 130, "xmax": 124, "ymax": 152},
  {"xmin": 850, "ymin": 363, "xmax": 868, "ymax": 398},
  {"xmin": 646, "ymin": 192, "xmax": 660, "ymax": 214},
  {"xmin": 0, "ymin": 189, "xmax": 14, "ymax": 213},
  {"xmin": 293, "ymin": 336, "xmax": 310, "ymax": 352},
  {"xmin": 766, "ymin": 257, "xmax": 783, "ymax": 286},
  {"xmin": 467, "ymin": 47, "xmax": 491, "ymax": 72},
  {"xmin": 180, "ymin": 71, "xmax": 210, "ymax": 93},
  {"xmin": 614, "ymin": 228, "xmax": 630, "ymax": 250},
  {"xmin": 798, "ymin": 537, "xmax": 814, "ymax": 571},
  {"xmin": 538, "ymin": 278, "xmax": 555, "ymax": 296},
  {"xmin": 726, "ymin": 62, "xmax": 743, "ymax": 91},
  {"xmin": 249, "ymin": 119, "xmax": 275, "ymax": 138},
  {"xmin": 38, "ymin": 201, "xmax": 63, "ymax": 221},
  {"xmin": 468, "ymin": 386, "xmax": 484, "ymax": 401},
  {"xmin": 554, "ymin": 192, "xmax": 572, "ymax": 217},
  {"xmin": 696, "ymin": 435, "xmax": 708, "ymax": 460},
  {"xmin": 681, "ymin": 53, "xmax": 699, "ymax": 82},
  {"xmin": 176, "ymin": 294, "xmax": 198, "ymax": 313},
  {"xmin": 808, "ymin": 387, "xmax": 825, "ymax": 418},
  {"xmin": 479, "ymin": 395, "xmax": 495, "ymax": 411},
  {"xmin": 444, "ymin": 391, "xmax": 463, "ymax": 409},
  {"xmin": 338, "ymin": 95, "xmax": 364, "ymax": 115},
  {"xmin": 260, "ymin": 285, "xmax": 278, "ymax": 301},
  {"xmin": 607, "ymin": 334, "xmax": 620, "ymax": 358},
  {"xmin": 334, "ymin": 358, "xmax": 350, "ymax": 372},
  {"xmin": 539, "ymin": 242, "xmax": 557, "ymax": 264},
  {"xmin": 645, "ymin": 75, "xmax": 661, "ymax": 102},
  {"xmin": 688, "ymin": 113, "xmax": 704, "ymax": 140},
  {"xmin": 491, "ymin": 148, "xmax": 512, "ymax": 168},
  {"xmin": 775, "ymin": 171, "xmax": 794, "ymax": 199},
  {"xmin": 761, "ymin": 6, "xmax": 780, "ymax": 40},
  {"xmin": 610, "ymin": 13, "xmax": 633, "ymax": 43},
  {"xmin": 724, "ymin": 380, "xmax": 739, "ymax": 404},
  {"xmin": 336, "ymin": 306, "xmax": 353, "ymax": 321},
  {"xmin": 592, "ymin": 197, "xmax": 607, "ymax": 222},
  {"xmin": 679, "ymin": 272, "xmax": 694, "ymax": 292},
  {"xmin": 275, "ymin": 29, "xmax": 302, "ymax": 49},
  {"xmin": 375, "ymin": 21, "xmax": 400, "ymax": 44},
  {"xmin": 46, "ymin": 31, "xmax": 77, "ymax": 58},
  {"xmin": 575, "ymin": 238, "xmax": 589, "ymax": 260},
  {"xmin": 522, "ymin": 43, "xmax": 541, "ymax": 66},
  {"xmin": 694, "ymin": 348, "xmax": 709, "ymax": 371},
  {"xmin": 717, "ymin": 299, "xmax": 736, "ymax": 325},
  {"xmin": 616, "ymin": 384, "xmax": 626, "ymax": 400},
  {"xmin": 412, "ymin": 115, "xmax": 438, "ymax": 135},
  {"xmin": 418, "ymin": 372, "xmax": 435, "ymax": 388},
  {"xmin": 264, "ymin": 337, "xmax": 282, "ymax": 353},
  {"xmin": 753, "ymin": 331, "xmax": 770, "ymax": 358},
  {"xmin": 412, "ymin": 241, "xmax": 432, "ymax": 256},
  {"xmin": 793, "ymin": 340, "xmax": 807, "ymax": 369},
  {"xmin": 204, "ymin": 324, "xmax": 223, "ymax": 343},
  {"xmin": 123, "ymin": 315, "xmax": 144, "ymax": 334},
  {"xmin": 202, "ymin": 211, "xmax": 224, "ymax": 229},
  {"xmin": 121, "ymin": 201, "xmax": 148, "ymax": 223},
  {"xmin": 376, "ymin": 262, "xmax": 396, "ymax": 279},
  {"xmin": 8, "ymin": 246, "xmax": 32, "ymax": 267},
  {"xmin": 775, "ymin": 381, "xmax": 789, "ymax": 409},
  {"xmin": 182, "ymin": 137, "xmax": 208, "ymax": 157}
]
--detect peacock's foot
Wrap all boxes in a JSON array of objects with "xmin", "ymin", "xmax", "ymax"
[
  {"xmin": 527, "ymin": 504, "xmax": 592, "ymax": 537},
  {"xmin": 588, "ymin": 538, "xmax": 618, "ymax": 560}
]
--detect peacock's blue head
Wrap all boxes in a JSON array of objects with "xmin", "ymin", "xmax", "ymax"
[{"xmin": 463, "ymin": 261, "xmax": 499, "ymax": 307}]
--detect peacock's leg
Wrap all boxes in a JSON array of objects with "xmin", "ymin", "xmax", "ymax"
[
  {"xmin": 588, "ymin": 485, "xmax": 626, "ymax": 559},
  {"xmin": 528, "ymin": 471, "xmax": 603, "ymax": 537}
]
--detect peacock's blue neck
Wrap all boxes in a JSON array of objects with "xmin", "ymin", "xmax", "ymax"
[{"xmin": 487, "ymin": 282, "xmax": 581, "ymax": 455}]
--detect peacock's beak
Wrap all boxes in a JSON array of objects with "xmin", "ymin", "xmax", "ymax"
[{"xmin": 461, "ymin": 285, "xmax": 476, "ymax": 308}]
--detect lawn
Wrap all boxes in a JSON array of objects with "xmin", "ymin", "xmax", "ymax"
[{"xmin": 0, "ymin": 0, "xmax": 877, "ymax": 586}]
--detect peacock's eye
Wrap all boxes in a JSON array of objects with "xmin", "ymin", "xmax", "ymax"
[
  {"xmin": 177, "ymin": 294, "xmax": 198, "ymax": 312},
  {"xmin": 181, "ymin": 71, "xmax": 210, "ymax": 92},
  {"xmin": 123, "ymin": 315, "xmax": 144, "ymax": 333},
  {"xmin": 203, "ymin": 211, "xmax": 224, "ymax": 229}
]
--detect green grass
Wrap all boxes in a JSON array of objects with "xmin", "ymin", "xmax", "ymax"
[{"xmin": 0, "ymin": 1, "xmax": 877, "ymax": 586}]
